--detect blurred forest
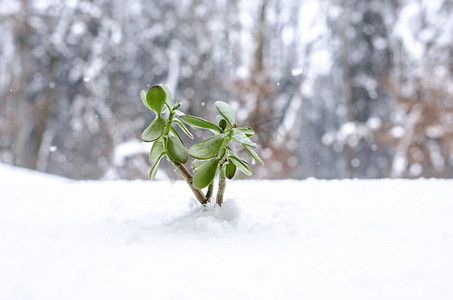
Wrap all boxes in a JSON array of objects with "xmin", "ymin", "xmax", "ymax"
[{"xmin": 1, "ymin": 0, "xmax": 453, "ymax": 180}]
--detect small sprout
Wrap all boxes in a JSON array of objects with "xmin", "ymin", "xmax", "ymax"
[
  {"xmin": 140, "ymin": 84, "xmax": 263, "ymax": 206},
  {"xmin": 172, "ymin": 99, "xmax": 181, "ymax": 110}
]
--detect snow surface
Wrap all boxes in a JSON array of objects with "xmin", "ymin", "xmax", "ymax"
[{"xmin": 1, "ymin": 164, "xmax": 453, "ymax": 299}]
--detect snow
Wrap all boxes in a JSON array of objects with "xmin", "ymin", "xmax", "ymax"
[
  {"xmin": 393, "ymin": 2, "xmax": 424, "ymax": 61},
  {"xmin": 1, "ymin": 164, "xmax": 453, "ymax": 299},
  {"xmin": 390, "ymin": 126, "xmax": 405, "ymax": 138},
  {"xmin": 291, "ymin": 68, "xmax": 303, "ymax": 76},
  {"xmin": 367, "ymin": 117, "xmax": 382, "ymax": 130}
]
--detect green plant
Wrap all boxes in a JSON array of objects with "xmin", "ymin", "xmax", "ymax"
[{"xmin": 141, "ymin": 84, "xmax": 264, "ymax": 205}]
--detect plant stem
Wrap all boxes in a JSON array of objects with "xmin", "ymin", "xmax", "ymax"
[
  {"xmin": 164, "ymin": 109, "xmax": 175, "ymax": 135},
  {"xmin": 216, "ymin": 166, "xmax": 226, "ymax": 205},
  {"xmin": 171, "ymin": 160, "xmax": 209, "ymax": 205},
  {"xmin": 206, "ymin": 182, "xmax": 214, "ymax": 202}
]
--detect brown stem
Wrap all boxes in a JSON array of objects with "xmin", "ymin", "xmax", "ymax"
[
  {"xmin": 171, "ymin": 160, "xmax": 209, "ymax": 205},
  {"xmin": 216, "ymin": 178, "xmax": 226, "ymax": 206}
]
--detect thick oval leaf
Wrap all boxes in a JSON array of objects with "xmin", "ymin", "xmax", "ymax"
[
  {"xmin": 229, "ymin": 155, "xmax": 252, "ymax": 176},
  {"xmin": 180, "ymin": 115, "xmax": 221, "ymax": 133},
  {"xmin": 232, "ymin": 128, "xmax": 257, "ymax": 148},
  {"xmin": 141, "ymin": 90, "xmax": 151, "ymax": 110},
  {"xmin": 172, "ymin": 118, "xmax": 194, "ymax": 139},
  {"xmin": 192, "ymin": 159, "xmax": 207, "ymax": 171},
  {"xmin": 215, "ymin": 101, "xmax": 236, "ymax": 126},
  {"xmin": 238, "ymin": 126, "xmax": 254, "ymax": 137},
  {"xmin": 169, "ymin": 126, "xmax": 188, "ymax": 147},
  {"xmin": 244, "ymin": 145, "xmax": 264, "ymax": 165},
  {"xmin": 225, "ymin": 161, "xmax": 237, "ymax": 179},
  {"xmin": 149, "ymin": 153, "xmax": 164, "ymax": 180},
  {"xmin": 189, "ymin": 134, "xmax": 226, "ymax": 159},
  {"xmin": 219, "ymin": 119, "xmax": 227, "ymax": 131},
  {"xmin": 193, "ymin": 158, "xmax": 220, "ymax": 190},
  {"xmin": 174, "ymin": 109, "xmax": 185, "ymax": 117},
  {"xmin": 150, "ymin": 138, "xmax": 165, "ymax": 163},
  {"xmin": 159, "ymin": 84, "xmax": 173, "ymax": 107},
  {"xmin": 166, "ymin": 136, "xmax": 188, "ymax": 164},
  {"xmin": 146, "ymin": 86, "xmax": 166, "ymax": 115},
  {"xmin": 141, "ymin": 118, "xmax": 166, "ymax": 142},
  {"xmin": 169, "ymin": 126, "xmax": 181, "ymax": 138}
]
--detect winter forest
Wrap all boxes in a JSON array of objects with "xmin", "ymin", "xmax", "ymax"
[{"xmin": 1, "ymin": 0, "xmax": 453, "ymax": 180}]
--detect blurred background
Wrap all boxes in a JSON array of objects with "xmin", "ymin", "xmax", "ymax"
[{"xmin": 1, "ymin": 0, "xmax": 453, "ymax": 180}]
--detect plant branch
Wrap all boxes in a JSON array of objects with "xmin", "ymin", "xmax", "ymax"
[
  {"xmin": 216, "ymin": 166, "xmax": 226, "ymax": 205},
  {"xmin": 206, "ymin": 182, "xmax": 214, "ymax": 202},
  {"xmin": 216, "ymin": 179, "xmax": 226, "ymax": 205},
  {"xmin": 171, "ymin": 160, "xmax": 209, "ymax": 205}
]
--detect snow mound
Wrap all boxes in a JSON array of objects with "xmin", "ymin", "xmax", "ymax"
[{"xmin": 162, "ymin": 199, "xmax": 242, "ymax": 235}]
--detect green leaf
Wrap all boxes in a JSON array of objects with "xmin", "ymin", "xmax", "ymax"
[
  {"xmin": 180, "ymin": 115, "xmax": 221, "ymax": 133},
  {"xmin": 189, "ymin": 134, "xmax": 227, "ymax": 159},
  {"xmin": 141, "ymin": 117, "xmax": 166, "ymax": 142},
  {"xmin": 141, "ymin": 90, "xmax": 151, "ymax": 110},
  {"xmin": 172, "ymin": 118, "xmax": 194, "ymax": 139},
  {"xmin": 225, "ymin": 161, "xmax": 237, "ymax": 179},
  {"xmin": 146, "ymin": 86, "xmax": 166, "ymax": 116},
  {"xmin": 150, "ymin": 138, "xmax": 165, "ymax": 163},
  {"xmin": 238, "ymin": 126, "xmax": 254, "ymax": 137},
  {"xmin": 232, "ymin": 128, "xmax": 257, "ymax": 148},
  {"xmin": 172, "ymin": 99, "xmax": 181, "ymax": 110},
  {"xmin": 229, "ymin": 155, "xmax": 252, "ymax": 176},
  {"xmin": 166, "ymin": 136, "xmax": 188, "ymax": 164},
  {"xmin": 192, "ymin": 159, "xmax": 207, "ymax": 171},
  {"xmin": 219, "ymin": 119, "xmax": 227, "ymax": 131},
  {"xmin": 159, "ymin": 84, "xmax": 173, "ymax": 107},
  {"xmin": 174, "ymin": 110, "xmax": 185, "ymax": 117},
  {"xmin": 215, "ymin": 101, "xmax": 236, "ymax": 126},
  {"xmin": 149, "ymin": 153, "xmax": 164, "ymax": 180},
  {"xmin": 193, "ymin": 158, "xmax": 220, "ymax": 189},
  {"xmin": 169, "ymin": 125, "xmax": 181, "ymax": 138},
  {"xmin": 244, "ymin": 145, "xmax": 264, "ymax": 165}
]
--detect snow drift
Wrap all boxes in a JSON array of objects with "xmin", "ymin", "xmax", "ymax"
[{"xmin": 1, "ymin": 164, "xmax": 453, "ymax": 299}]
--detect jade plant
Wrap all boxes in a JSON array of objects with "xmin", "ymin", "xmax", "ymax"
[{"xmin": 140, "ymin": 84, "xmax": 264, "ymax": 206}]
